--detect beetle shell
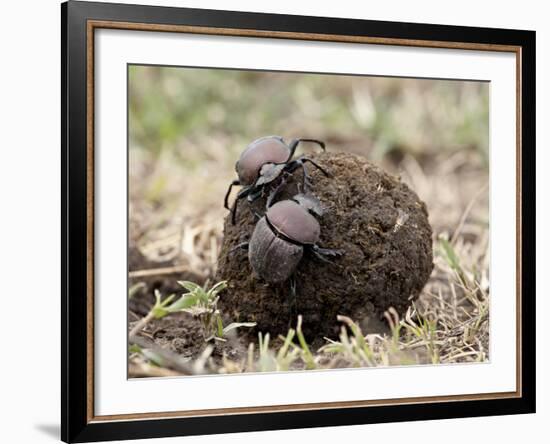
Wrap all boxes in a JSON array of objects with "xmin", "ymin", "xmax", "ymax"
[
  {"xmin": 248, "ymin": 217, "xmax": 303, "ymax": 284},
  {"xmin": 266, "ymin": 200, "xmax": 321, "ymax": 245},
  {"xmin": 236, "ymin": 136, "xmax": 290, "ymax": 185}
]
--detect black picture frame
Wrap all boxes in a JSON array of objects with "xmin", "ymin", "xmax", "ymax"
[{"xmin": 61, "ymin": 1, "xmax": 536, "ymax": 442}]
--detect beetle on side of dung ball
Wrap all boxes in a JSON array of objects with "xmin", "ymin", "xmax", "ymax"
[
  {"xmin": 230, "ymin": 186, "xmax": 344, "ymax": 300},
  {"xmin": 224, "ymin": 135, "xmax": 331, "ymax": 224}
]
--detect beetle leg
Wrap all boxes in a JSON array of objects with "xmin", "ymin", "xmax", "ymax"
[
  {"xmin": 284, "ymin": 157, "xmax": 329, "ymax": 191},
  {"xmin": 286, "ymin": 138, "xmax": 326, "ymax": 162},
  {"xmin": 229, "ymin": 241, "xmax": 249, "ymax": 253},
  {"xmin": 290, "ymin": 160, "xmax": 310, "ymax": 192},
  {"xmin": 231, "ymin": 186, "xmax": 252, "ymax": 224},
  {"xmin": 283, "ymin": 159, "xmax": 314, "ymax": 192},
  {"xmin": 289, "ymin": 276, "xmax": 298, "ymax": 322},
  {"xmin": 247, "ymin": 206, "xmax": 262, "ymax": 220},
  {"xmin": 315, "ymin": 245, "xmax": 345, "ymax": 256},
  {"xmin": 299, "ymin": 157, "xmax": 331, "ymax": 178},
  {"xmin": 301, "ymin": 163, "xmax": 314, "ymax": 192},
  {"xmin": 246, "ymin": 187, "xmax": 264, "ymax": 203},
  {"xmin": 282, "ymin": 159, "xmax": 300, "ymax": 174},
  {"xmin": 233, "ymin": 187, "xmax": 264, "ymax": 223},
  {"xmin": 283, "ymin": 159, "xmax": 311, "ymax": 190},
  {"xmin": 266, "ymin": 177, "xmax": 288, "ymax": 208},
  {"xmin": 224, "ymin": 179, "xmax": 241, "ymax": 210},
  {"xmin": 311, "ymin": 249, "xmax": 334, "ymax": 264},
  {"xmin": 311, "ymin": 244, "xmax": 345, "ymax": 263},
  {"xmin": 231, "ymin": 200, "xmax": 239, "ymax": 225}
]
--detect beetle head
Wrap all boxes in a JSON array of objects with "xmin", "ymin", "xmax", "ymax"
[
  {"xmin": 292, "ymin": 193, "xmax": 324, "ymax": 217},
  {"xmin": 256, "ymin": 163, "xmax": 286, "ymax": 186}
]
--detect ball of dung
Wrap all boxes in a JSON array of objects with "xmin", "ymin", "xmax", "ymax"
[{"xmin": 216, "ymin": 152, "xmax": 433, "ymax": 340}]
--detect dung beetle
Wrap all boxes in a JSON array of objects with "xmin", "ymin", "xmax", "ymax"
[
  {"xmin": 234, "ymin": 191, "xmax": 344, "ymax": 285},
  {"xmin": 224, "ymin": 136, "xmax": 330, "ymax": 224}
]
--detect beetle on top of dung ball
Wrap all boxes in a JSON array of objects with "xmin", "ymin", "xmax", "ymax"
[
  {"xmin": 224, "ymin": 136, "xmax": 344, "ymax": 310},
  {"xmin": 224, "ymin": 135, "xmax": 331, "ymax": 224}
]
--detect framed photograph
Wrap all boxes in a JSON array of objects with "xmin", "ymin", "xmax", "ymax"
[{"xmin": 62, "ymin": 1, "xmax": 535, "ymax": 442}]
